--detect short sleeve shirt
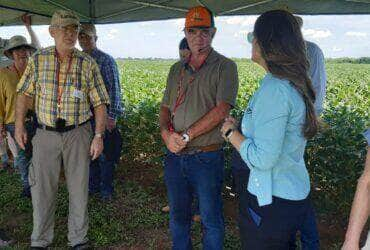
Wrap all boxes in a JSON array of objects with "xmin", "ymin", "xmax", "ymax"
[
  {"xmin": 17, "ymin": 46, "xmax": 110, "ymax": 127},
  {"xmin": 162, "ymin": 49, "xmax": 239, "ymax": 147}
]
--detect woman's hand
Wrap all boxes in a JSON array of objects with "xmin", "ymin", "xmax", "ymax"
[{"xmin": 221, "ymin": 116, "xmax": 237, "ymax": 139}]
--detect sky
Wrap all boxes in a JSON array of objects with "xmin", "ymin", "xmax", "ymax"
[{"xmin": 1, "ymin": 15, "xmax": 370, "ymax": 59}]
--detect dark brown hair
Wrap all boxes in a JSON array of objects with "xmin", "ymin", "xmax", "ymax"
[{"xmin": 254, "ymin": 10, "xmax": 318, "ymax": 138}]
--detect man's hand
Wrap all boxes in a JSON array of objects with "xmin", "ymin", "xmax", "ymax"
[
  {"xmin": 15, "ymin": 123, "xmax": 27, "ymax": 150},
  {"xmin": 163, "ymin": 130, "xmax": 187, "ymax": 153},
  {"xmin": 21, "ymin": 14, "xmax": 32, "ymax": 27},
  {"xmin": 106, "ymin": 117, "xmax": 116, "ymax": 132},
  {"xmin": 90, "ymin": 136, "xmax": 104, "ymax": 160}
]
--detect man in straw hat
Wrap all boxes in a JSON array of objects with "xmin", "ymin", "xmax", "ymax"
[
  {"xmin": 0, "ymin": 34, "xmax": 37, "ymax": 199},
  {"xmin": 15, "ymin": 9, "xmax": 110, "ymax": 249},
  {"xmin": 0, "ymin": 14, "xmax": 41, "ymax": 68},
  {"xmin": 159, "ymin": 6, "xmax": 239, "ymax": 249}
]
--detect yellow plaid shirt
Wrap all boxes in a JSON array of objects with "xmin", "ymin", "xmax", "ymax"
[{"xmin": 17, "ymin": 46, "xmax": 110, "ymax": 127}]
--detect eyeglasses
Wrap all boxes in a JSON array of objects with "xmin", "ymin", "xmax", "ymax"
[
  {"xmin": 53, "ymin": 24, "xmax": 80, "ymax": 34},
  {"xmin": 185, "ymin": 28, "xmax": 213, "ymax": 38},
  {"xmin": 247, "ymin": 32, "xmax": 254, "ymax": 43}
]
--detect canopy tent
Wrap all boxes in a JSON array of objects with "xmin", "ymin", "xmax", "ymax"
[{"xmin": 1, "ymin": 0, "xmax": 370, "ymax": 27}]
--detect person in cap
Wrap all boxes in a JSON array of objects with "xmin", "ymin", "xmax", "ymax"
[
  {"xmin": 342, "ymin": 129, "xmax": 370, "ymax": 250},
  {"xmin": 15, "ymin": 9, "xmax": 110, "ymax": 249},
  {"xmin": 159, "ymin": 6, "xmax": 239, "ymax": 249},
  {"xmin": 0, "ymin": 14, "xmax": 41, "ymax": 68},
  {"xmin": 161, "ymin": 37, "xmax": 201, "ymax": 224},
  {"xmin": 286, "ymin": 15, "xmax": 327, "ymax": 250},
  {"xmin": 0, "ymin": 34, "xmax": 37, "ymax": 198},
  {"xmin": 223, "ymin": 10, "xmax": 319, "ymax": 249},
  {"xmin": 78, "ymin": 23, "xmax": 124, "ymax": 201}
]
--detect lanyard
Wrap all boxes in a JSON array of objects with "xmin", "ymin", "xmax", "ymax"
[{"xmin": 55, "ymin": 49, "xmax": 73, "ymax": 116}]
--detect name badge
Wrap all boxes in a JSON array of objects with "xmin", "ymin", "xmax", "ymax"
[{"xmin": 73, "ymin": 89, "xmax": 84, "ymax": 99}]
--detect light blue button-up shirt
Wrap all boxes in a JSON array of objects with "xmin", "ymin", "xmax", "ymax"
[
  {"xmin": 239, "ymin": 73, "xmax": 310, "ymax": 206},
  {"xmin": 306, "ymin": 41, "xmax": 327, "ymax": 115}
]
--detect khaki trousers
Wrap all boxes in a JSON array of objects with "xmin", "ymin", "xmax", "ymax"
[{"xmin": 29, "ymin": 123, "xmax": 92, "ymax": 247}]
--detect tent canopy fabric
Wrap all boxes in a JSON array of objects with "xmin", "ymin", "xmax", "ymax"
[{"xmin": 1, "ymin": 0, "xmax": 370, "ymax": 27}]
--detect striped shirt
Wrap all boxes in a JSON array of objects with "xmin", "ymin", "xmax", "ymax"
[{"xmin": 17, "ymin": 46, "xmax": 110, "ymax": 127}]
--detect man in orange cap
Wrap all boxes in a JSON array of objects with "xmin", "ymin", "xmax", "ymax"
[{"xmin": 159, "ymin": 6, "xmax": 239, "ymax": 249}]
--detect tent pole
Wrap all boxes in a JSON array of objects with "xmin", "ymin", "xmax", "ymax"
[
  {"xmin": 128, "ymin": 1, "xmax": 187, "ymax": 12},
  {"xmin": 219, "ymin": 0, "xmax": 274, "ymax": 15},
  {"xmin": 98, "ymin": 0, "xmax": 181, "ymax": 20},
  {"xmin": 89, "ymin": 0, "xmax": 96, "ymax": 23}
]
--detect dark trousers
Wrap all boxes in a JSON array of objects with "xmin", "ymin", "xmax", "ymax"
[
  {"xmin": 289, "ymin": 201, "xmax": 320, "ymax": 250},
  {"xmin": 164, "ymin": 150, "xmax": 225, "ymax": 250}
]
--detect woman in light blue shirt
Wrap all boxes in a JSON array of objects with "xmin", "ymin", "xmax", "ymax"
[{"xmin": 221, "ymin": 10, "xmax": 319, "ymax": 249}]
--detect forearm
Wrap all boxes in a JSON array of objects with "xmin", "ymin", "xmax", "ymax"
[
  {"xmin": 345, "ymin": 150, "xmax": 370, "ymax": 243},
  {"xmin": 159, "ymin": 105, "xmax": 171, "ymax": 142},
  {"xmin": 228, "ymin": 130, "xmax": 246, "ymax": 151},
  {"xmin": 93, "ymin": 104, "xmax": 107, "ymax": 134},
  {"xmin": 15, "ymin": 94, "xmax": 33, "ymax": 126},
  {"xmin": 188, "ymin": 102, "xmax": 230, "ymax": 140},
  {"xmin": 26, "ymin": 26, "xmax": 41, "ymax": 49}
]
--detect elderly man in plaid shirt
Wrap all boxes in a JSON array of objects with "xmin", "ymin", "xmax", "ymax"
[
  {"xmin": 15, "ymin": 10, "xmax": 109, "ymax": 249},
  {"xmin": 78, "ymin": 23, "xmax": 123, "ymax": 201}
]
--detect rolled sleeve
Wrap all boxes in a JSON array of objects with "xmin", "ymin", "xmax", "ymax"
[
  {"xmin": 88, "ymin": 61, "xmax": 110, "ymax": 108},
  {"xmin": 17, "ymin": 57, "xmax": 36, "ymax": 97},
  {"xmin": 239, "ymin": 82, "xmax": 289, "ymax": 171},
  {"xmin": 217, "ymin": 60, "xmax": 239, "ymax": 107}
]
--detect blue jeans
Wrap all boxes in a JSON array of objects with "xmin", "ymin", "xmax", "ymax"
[
  {"xmin": 289, "ymin": 201, "xmax": 320, "ymax": 250},
  {"xmin": 89, "ymin": 153, "xmax": 116, "ymax": 198},
  {"xmin": 6, "ymin": 123, "xmax": 33, "ymax": 189},
  {"xmin": 164, "ymin": 150, "xmax": 225, "ymax": 250}
]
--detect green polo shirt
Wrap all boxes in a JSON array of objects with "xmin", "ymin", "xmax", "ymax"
[{"xmin": 162, "ymin": 49, "xmax": 239, "ymax": 147}]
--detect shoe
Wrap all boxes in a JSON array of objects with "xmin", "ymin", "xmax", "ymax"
[
  {"xmin": 161, "ymin": 205, "xmax": 170, "ymax": 213},
  {"xmin": 71, "ymin": 242, "xmax": 91, "ymax": 250},
  {"xmin": 30, "ymin": 247, "xmax": 48, "ymax": 250},
  {"xmin": 0, "ymin": 229, "xmax": 13, "ymax": 247},
  {"xmin": 21, "ymin": 187, "xmax": 31, "ymax": 199}
]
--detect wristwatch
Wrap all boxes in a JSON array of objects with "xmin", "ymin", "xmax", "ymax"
[
  {"xmin": 94, "ymin": 132, "xmax": 104, "ymax": 139},
  {"xmin": 224, "ymin": 128, "xmax": 234, "ymax": 139},
  {"xmin": 182, "ymin": 132, "xmax": 190, "ymax": 142}
]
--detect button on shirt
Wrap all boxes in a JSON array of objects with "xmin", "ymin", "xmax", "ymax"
[
  {"xmin": 17, "ymin": 46, "xmax": 110, "ymax": 127},
  {"xmin": 90, "ymin": 48, "xmax": 123, "ymax": 120},
  {"xmin": 239, "ymin": 73, "xmax": 310, "ymax": 206},
  {"xmin": 306, "ymin": 41, "xmax": 327, "ymax": 115}
]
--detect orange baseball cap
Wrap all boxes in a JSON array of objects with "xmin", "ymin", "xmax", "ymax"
[{"xmin": 185, "ymin": 6, "xmax": 214, "ymax": 29}]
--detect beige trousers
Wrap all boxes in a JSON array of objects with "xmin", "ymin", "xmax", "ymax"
[{"xmin": 29, "ymin": 123, "xmax": 92, "ymax": 247}]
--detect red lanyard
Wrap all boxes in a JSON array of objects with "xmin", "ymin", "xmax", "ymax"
[{"xmin": 55, "ymin": 49, "xmax": 73, "ymax": 115}]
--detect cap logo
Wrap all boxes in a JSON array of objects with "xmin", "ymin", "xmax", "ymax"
[{"xmin": 192, "ymin": 9, "xmax": 203, "ymax": 21}]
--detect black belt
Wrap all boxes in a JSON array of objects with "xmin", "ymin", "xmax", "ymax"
[{"xmin": 37, "ymin": 120, "xmax": 90, "ymax": 133}]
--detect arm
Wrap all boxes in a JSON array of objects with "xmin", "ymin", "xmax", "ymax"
[
  {"xmin": 15, "ymin": 56, "xmax": 36, "ymax": 149},
  {"xmin": 90, "ymin": 104, "xmax": 107, "ymax": 160},
  {"xmin": 235, "ymin": 82, "xmax": 289, "ymax": 171},
  {"xmin": 189, "ymin": 60, "xmax": 238, "ymax": 141},
  {"xmin": 102, "ymin": 58, "xmax": 123, "ymax": 120},
  {"xmin": 343, "ymin": 148, "xmax": 370, "ymax": 250},
  {"xmin": 307, "ymin": 43, "xmax": 326, "ymax": 115},
  {"xmin": 22, "ymin": 14, "xmax": 41, "ymax": 49},
  {"xmin": 187, "ymin": 102, "xmax": 231, "ymax": 140},
  {"xmin": 15, "ymin": 94, "xmax": 33, "ymax": 149}
]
